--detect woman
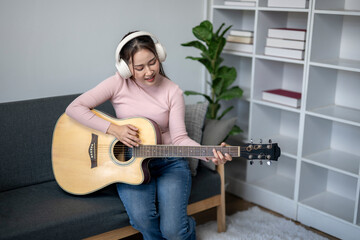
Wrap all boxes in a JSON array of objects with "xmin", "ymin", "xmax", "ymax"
[{"xmin": 66, "ymin": 31, "xmax": 232, "ymax": 240}]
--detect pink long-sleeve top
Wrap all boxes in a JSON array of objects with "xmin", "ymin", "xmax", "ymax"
[{"xmin": 66, "ymin": 72, "xmax": 200, "ymax": 147}]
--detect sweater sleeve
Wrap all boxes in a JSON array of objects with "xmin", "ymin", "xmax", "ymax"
[
  {"xmin": 168, "ymin": 87, "xmax": 201, "ymax": 147},
  {"xmin": 168, "ymin": 88, "xmax": 209, "ymax": 161},
  {"xmin": 65, "ymin": 74, "xmax": 121, "ymax": 133}
]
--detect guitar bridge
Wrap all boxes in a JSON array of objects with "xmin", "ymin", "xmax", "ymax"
[{"xmin": 88, "ymin": 133, "xmax": 98, "ymax": 168}]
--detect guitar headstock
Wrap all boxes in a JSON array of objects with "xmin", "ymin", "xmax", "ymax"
[{"xmin": 242, "ymin": 139, "xmax": 281, "ymax": 165}]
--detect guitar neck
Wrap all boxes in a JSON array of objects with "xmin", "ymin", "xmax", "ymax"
[{"xmin": 133, "ymin": 145, "xmax": 241, "ymax": 158}]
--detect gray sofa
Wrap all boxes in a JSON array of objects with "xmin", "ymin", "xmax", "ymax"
[{"xmin": 0, "ymin": 94, "xmax": 225, "ymax": 240}]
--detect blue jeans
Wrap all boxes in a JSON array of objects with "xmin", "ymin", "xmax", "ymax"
[{"xmin": 116, "ymin": 157, "xmax": 196, "ymax": 240}]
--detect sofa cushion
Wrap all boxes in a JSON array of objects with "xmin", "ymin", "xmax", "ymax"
[
  {"xmin": 184, "ymin": 102, "xmax": 208, "ymax": 176},
  {"xmin": 188, "ymin": 164, "xmax": 221, "ymax": 204},
  {"xmin": 0, "ymin": 181, "xmax": 128, "ymax": 240}
]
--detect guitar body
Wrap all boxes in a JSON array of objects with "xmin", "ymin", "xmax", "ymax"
[{"xmin": 52, "ymin": 110, "xmax": 159, "ymax": 195}]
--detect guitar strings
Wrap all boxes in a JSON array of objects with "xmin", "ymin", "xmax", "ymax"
[
  {"xmin": 96, "ymin": 152, "xmax": 270, "ymax": 159},
  {"xmin": 95, "ymin": 148, "xmax": 271, "ymax": 158},
  {"xmin": 97, "ymin": 145, "xmax": 250, "ymax": 150}
]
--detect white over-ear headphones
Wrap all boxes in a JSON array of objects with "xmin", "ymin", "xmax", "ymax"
[{"xmin": 115, "ymin": 31, "xmax": 166, "ymax": 79}]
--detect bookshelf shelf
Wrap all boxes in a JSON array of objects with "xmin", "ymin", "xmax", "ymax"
[
  {"xmin": 223, "ymin": 49, "xmax": 253, "ymax": 58},
  {"xmin": 302, "ymin": 149, "xmax": 360, "ymax": 177},
  {"xmin": 258, "ymin": 7, "xmax": 310, "ymax": 13},
  {"xmin": 255, "ymin": 54, "xmax": 305, "ymax": 64},
  {"xmin": 300, "ymin": 192, "xmax": 355, "ymax": 223},
  {"xmin": 310, "ymin": 59, "xmax": 360, "ymax": 72},
  {"xmin": 252, "ymin": 99, "xmax": 301, "ymax": 114},
  {"xmin": 314, "ymin": 9, "xmax": 360, "ymax": 16},
  {"xmin": 212, "ymin": 5, "xmax": 256, "ymax": 11},
  {"xmin": 306, "ymin": 105, "xmax": 360, "ymax": 127},
  {"xmin": 209, "ymin": 0, "xmax": 360, "ymax": 238}
]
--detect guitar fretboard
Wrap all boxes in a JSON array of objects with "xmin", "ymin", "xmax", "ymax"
[{"xmin": 133, "ymin": 145, "xmax": 240, "ymax": 158}]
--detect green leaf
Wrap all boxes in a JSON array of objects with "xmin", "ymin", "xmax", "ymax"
[
  {"xmin": 184, "ymin": 91, "xmax": 213, "ymax": 103},
  {"xmin": 220, "ymin": 25, "xmax": 232, "ymax": 38},
  {"xmin": 181, "ymin": 41, "xmax": 207, "ymax": 52},
  {"xmin": 200, "ymin": 52, "xmax": 212, "ymax": 62},
  {"xmin": 215, "ymin": 23, "xmax": 225, "ymax": 38},
  {"xmin": 212, "ymin": 77, "xmax": 223, "ymax": 96},
  {"xmin": 208, "ymin": 37, "xmax": 226, "ymax": 61},
  {"xmin": 199, "ymin": 20, "xmax": 213, "ymax": 32},
  {"xmin": 217, "ymin": 86, "xmax": 243, "ymax": 101},
  {"xmin": 217, "ymin": 66, "xmax": 237, "ymax": 91},
  {"xmin": 198, "ymin": 58, "xmax": 213, "ymax": 73},
  {"xmin": 193, "ymin": 21, "xmax": 213, "ymax": 44},
  {"xmin": 217, "ymin": 106, "xmax": 234, "ymax": 120},
  {"xmin": 228, "ymin": 125, "xmax": 243, "ymax": 136},
  {"xmin": 185, "ymin": 56, "xmax": 202, "ymax": 61},
  {"xmin": 213, "ymin": 66, "xmax": 236, "ymax": 96}
]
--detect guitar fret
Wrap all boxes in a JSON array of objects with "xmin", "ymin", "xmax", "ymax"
[{"xmin": 135, "ymin": 145, "xmax": 242, "ymax": 158}]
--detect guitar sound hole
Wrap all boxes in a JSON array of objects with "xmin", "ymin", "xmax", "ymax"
[{"xmin": 113, "ymin": 141, "xmax": 133, "ymax": 162}]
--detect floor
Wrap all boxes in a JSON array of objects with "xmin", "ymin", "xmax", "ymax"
[
  {"xmin": 124, "ymin": 192, "xmax": 339, "ymax": 239},
  {"xmin": 193, "ymin": 192, "xmax": 339, "ymax": 240}
]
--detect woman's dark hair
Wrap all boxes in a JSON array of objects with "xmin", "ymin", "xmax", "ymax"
[{"xmin": 120, "ymin": 31, "xmax": 168, "ymax": 79}]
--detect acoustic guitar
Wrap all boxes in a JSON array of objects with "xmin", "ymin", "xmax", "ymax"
[{"xmin": 52, "ymin": 110, "xmax": 281, "ymax": 195}]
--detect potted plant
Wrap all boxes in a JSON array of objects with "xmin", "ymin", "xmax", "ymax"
[{"xmin": 181, "ymin": 20, "xmax": 243, "ymax": 138}]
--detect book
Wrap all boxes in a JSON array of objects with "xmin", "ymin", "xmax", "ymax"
[
  {"xmin": 227, "ymin": 35, "xmax": 253, "ymax": 44},
  {"xmin": 224, "ymin": 42, "xmax": 253, "ymax": 53},
  {"xmin": 266, "ymin": 37, "xmax": 305, "ymax": 50},
  {"xmin": 268, "ymin": 0, "xmax": 309, "ymax": 8},
  {"xmin": 229, "ymin": 30, "xmax": 254, "ymax": 37},
  {"xmin": 268, "ymin": 28, "xmax": 306, "ymax": 41},
  {"xmin": 265, "ymin": 46, "xmax": 304, "ymax": 59},
  {"xmin": 262, "ymin": 89, "xmax": 301, "ymax": 108},
  {"xmin": 224, "ymin": 1, "xmax": 256, "ymax": 7}
]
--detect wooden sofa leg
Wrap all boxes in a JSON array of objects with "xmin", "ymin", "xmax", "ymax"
[{"xmin": 216, "ymin": 164, "xmax": 226, "ymax": 232}]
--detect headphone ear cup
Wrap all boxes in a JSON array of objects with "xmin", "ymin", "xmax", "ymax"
[
  {"xmin": 116, "ymin": 59, "xmax": 132, "ymax": 79},
  {"xmin": 155, "ymin": 43, "xmax": 167, "ymax": 62}
]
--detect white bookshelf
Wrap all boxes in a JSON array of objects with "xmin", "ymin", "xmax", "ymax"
[{"xmin": 211, "ymin": 0, "xmax": 360, "ymax": 239}]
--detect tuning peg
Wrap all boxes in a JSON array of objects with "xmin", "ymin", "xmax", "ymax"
[
  {"xmin": 260, "ymin": 139, "xmax": 263, "ymax": 144},
  {"xmin": 268, "ymin": 139, "xmax": 272, "ymax": 143},
  {"xmin": 250, "ymin": 138, "xmax": 253, "ymax": 144},
  {"xmin": 267, "ymin": 160, "xmax": 271, "ymax": 166},
  {"xmin": 250, "ymin": 160, "xmax": 254, "ymax": 165},
  {"xmin": 260, "ymin": 160, "xmax": 263, "ymax": 165}
]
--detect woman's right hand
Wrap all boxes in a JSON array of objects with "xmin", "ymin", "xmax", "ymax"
[{"xmin": 107, "ymin": 123, "xmax": 141, "ymax": 148}]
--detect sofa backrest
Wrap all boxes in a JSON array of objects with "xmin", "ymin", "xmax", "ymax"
[{"xmin": 0, "ymin": 94, "xmax": 115, "ymax": 192}]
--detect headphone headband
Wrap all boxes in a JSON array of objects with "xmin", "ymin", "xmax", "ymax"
[{"xmin": 115, "ymin": 31, "xmax": 159, "ymax": 64}]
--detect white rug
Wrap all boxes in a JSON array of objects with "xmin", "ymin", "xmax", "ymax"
[{"xmin": 196, "ymin": 206, "xmax": 328, "ymax": 240}]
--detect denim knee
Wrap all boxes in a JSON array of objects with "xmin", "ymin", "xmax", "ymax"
[{"xmin": 161, "ymin": 216, "xmax": 196, "ymax": 240}]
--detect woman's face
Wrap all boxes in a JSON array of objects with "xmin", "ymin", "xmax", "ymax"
[{"xmin": 129, "ymin": 48, "xmax": 160, "ymax": 86}]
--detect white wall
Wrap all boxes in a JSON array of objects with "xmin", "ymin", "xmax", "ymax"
[{"xmin": 0, "ymin": 0, "xmax": 206, "ymax": 103}]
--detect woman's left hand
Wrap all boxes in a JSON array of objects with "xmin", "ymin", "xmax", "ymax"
[{"xmin": 208, "ymin": 142, "xmax": 232, "ymax": 165}]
